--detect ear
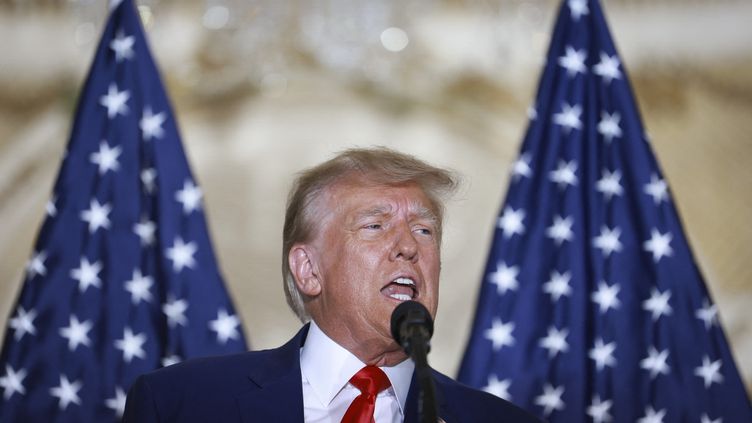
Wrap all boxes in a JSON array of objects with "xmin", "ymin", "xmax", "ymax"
[{"xmin": 288, "ymin": 244, "xmax": 322, "ymax": 297}]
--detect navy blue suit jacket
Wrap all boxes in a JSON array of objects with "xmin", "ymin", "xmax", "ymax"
[{"xmin": 123, "ymin": 325, "xmax": 541, "ymax": 422}]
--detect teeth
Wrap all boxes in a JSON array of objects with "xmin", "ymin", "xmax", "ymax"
[
  {"xmin": 389, "ymin": 293, "xmax": 412, "ymax": 301},
  {"xmin": 393, "ymin": 277, "xmax": 415, "ymax": 286}
]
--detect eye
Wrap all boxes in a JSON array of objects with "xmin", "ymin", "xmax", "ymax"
[
  {"xmin": 414, "ymin": 227, "xmax": 432, "ymax": 236},
  {"xmin": 364, "ymin": 223, "xmax": 382, "ymax": 230}
]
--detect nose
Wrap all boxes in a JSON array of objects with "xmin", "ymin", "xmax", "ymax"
[{"xmin": 390, "ymin": 224, "xmax": 419, "ymax": 262}]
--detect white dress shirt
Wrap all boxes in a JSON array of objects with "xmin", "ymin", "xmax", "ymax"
[{"xmin": 300, "ymin": 321, "xmax": 415, "ymax": 423}]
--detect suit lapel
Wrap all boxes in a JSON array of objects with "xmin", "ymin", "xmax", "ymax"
[
  {"xmin": 234, "ymin": 327, "xmax": 457, "ymax": 422},
  {"xmin": 235, "ymin": 325, "xmax": 310, "ymax": 423},
  {"xmin": 404, "ymin": 368, "xmax": 455, "ymax": 423}
]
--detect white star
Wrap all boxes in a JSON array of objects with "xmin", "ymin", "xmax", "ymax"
[
  {"xmin": 589, "ymin": 338, "xmax": 617, "ymax": 371},
  {"xmin": 534, "ymin": 384, "xmax": 565, "ymax": 416},
  {"xmin": 596, "ymin": 169, "xmax": 623, "ymax": 201},
  {"xmin": 593, "ymin": 226, "xmax": 622, "ymax": 257},
  {"xmin": 643, "ymin": 288, "xmax": 673, "ymax": 321},
  {"xmin": 696, "ymin": 299, "xmax": 718, "ymax": 330},
  {"xmin": 638, "ymin": 406, "xmax": 667, "ymax": 423},
  {"xmin": 641, "ymin": 346, "xmax": 670, "ymax": 378},
  {"xmin": 539, "ymin": 326, "xmax": 569, "ymax": 358},
  {"xmin": 125, "ymin": 269, "xmax": 154, "ymax": 304},
  {"xmin": 487, "ymin": 261, "xmax": 519, "ymax": 295},
  {"xmin": 89, "ymin": 140, "xmax": 122, "ymax": 175},
  {"xmin": 527, "ymin": 106, "xmax": 537, "ymax": 121},
  {"xmin": 105, "ymin": 387, "xmax": 127, "ymax": 418},
  {"xmin": 110, "ymin": 0, "xmax": 124, "ymax": 11},
  {"xmin": 497, "ymin": 207, "xmax": 525, "ymax": 238},
  {"xmin": 483, "ymin": 375, "xmax": 511, "ymax": 401},
  {"xmin": 161, "ymin": 355, "xmax": 182, "ymax": 367},
  {"xmin": 511, "ymin": 153, "xmax": 532, "ymax": 180},
  {"xmin": 553, "ymin": 103, "xmax": 583, "ymax": 132},
  {"xmin": 99, "ymin": 83, "xmax": 130, "ymax": 119},
  {"xmin": 25, "ymin": 250, "xmax": 47, "ymax": 280},
  {"xmin": 546, "ymin": 215, "xmax": 574, "ymax": 246},
  {"xmin": 166, "ymin": 237, "xmax": 198, "ymax": 272},
  {"xmin": 568, "ymin": 0, "xmax": 589, "ymax": 21},
  {"xmin": 209, "ymin": 309, "xmax": 241, "ymax": 344},
  {"xmin": 163, "ymin": 297, "xmax": 189, "ymax": 328},
  {"xmin": 543, "ymin": 270, "xmax": 572, "ymax": 302},
  {"xmin": 593, "ymin": 53, "xmax": 622, "ymax": 84},
  {"xmin": 70, "ymin": 257, "xmax": 102, "ymax": 293},
  {"xmin": 175, "ymin": 179, "xmax": 203, "ymax": 214},
  {"xmin": 558, "ymin": 46, "xmax": 587, "ymax": 77},
  {"xmin": 644, "ymin": 174, "xmax": 668, "ymax": 205},
  {"xmin": 109, "ymin": 30, "xmax": 135, "ymax": 62},
  {"xmin": 587, "ymin": 395, "xmax": 613, "ymax": 423},
  {"xmin": 140, "ymin": 107, "xmax": 167, "ymax": 141},
  {"xmin": 46, "ymin": 195, "xmax": 57, "ymax": 217},
  {"xmin": 549, "ymin": 160, "xmax": 578, "ymax": 189},
  {"xmin": 591, "ymin": 281, "xmax": 620, "ymax": 313},
  {"xmin": 59, "ymin": 315, "xmax": 93, "ymax": 351},
  {"xmin": 80, "ymin": 199, "xmax": 112, "ymax": 233},
  {"xmin": 0, "ymin": 365, "xmax": 26, "ymax": 400},
  {"xmin": 133, "ymin": 217, "xmax": 156, "ymax": 246},
  {"xmin": 694, "ymin": 356, "xmax": 724, "ymax": 388},
  {"xmin": 114, "ymin": 327, "xmax": 147, "ymax": 363},
  {"xmin": 484, "ymin": 318, "xmax": 515, "ymax": 351},
  {"xmin": 141, "ymin": 168, "xmax": 157, "ymax": 194},
  {"xmin": 597, "ymin": 112, "xmax": 622, "ymax": 143},
  {"xmin": 700, "ymin": 413, "xmax": 722, "ymax": 423},
  {"xmin": 49, "ymin": 375, "xmax": 82, "ymax": 410},
  {"xmin": 9, "ymin": 306, "xmax": 37, "ymax": 341},
  {"xmin": 643, "ymin": 229, "xmax": 673, "ymax": 262}
]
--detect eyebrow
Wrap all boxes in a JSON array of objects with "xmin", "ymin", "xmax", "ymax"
[
  {"xmin": 356, "ymin": 206, "xmax": 391, "ymax": 219},
  {"xmin": 355, "ymin": 204, "xmax": 439, "ymax": 225},
  {"xmin": 413, "ymin": 206, "xmax": 439, "ymax": 225}
]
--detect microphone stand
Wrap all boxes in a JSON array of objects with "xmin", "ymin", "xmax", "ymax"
[{"xmin": 404, "ymin": 324, "xmax": 438, "ymax": 423}]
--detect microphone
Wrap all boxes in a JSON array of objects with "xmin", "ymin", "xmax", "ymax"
[
  {"xmin": 390, "ymin": 301, "xmax": 438, "ymax": 423},
  {"xmin": 390, "ymin": 300, "xmax": 434, "ymax": 357}
]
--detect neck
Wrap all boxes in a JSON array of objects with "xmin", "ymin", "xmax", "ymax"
[
  {"xmin": 359, "ymin": 348, "xmax": 409, "ymax": 367},
  {"xmin": 311, "ymin": 320, "xmax": 408, "ymax": 367}
]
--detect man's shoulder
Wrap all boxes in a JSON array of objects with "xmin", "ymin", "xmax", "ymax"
[
  {"xmin": 147, "ymin": 351, "xmax": 249, "ymax": 379},
  {"xmin": 431, "ymin": 370, "xmax": 543, "ymax": 423},
  {"xmin": 124, "ymin": 347, "xmax": 297, "ymax": 422},
  {"xmin": 140, "ymin": 346, "xmax": 282, "ymax": 390}
]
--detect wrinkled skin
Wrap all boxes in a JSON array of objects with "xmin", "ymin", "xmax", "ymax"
[{"xmin": 289, "ymin": 178, "xmax": 441, "ymax": 366}]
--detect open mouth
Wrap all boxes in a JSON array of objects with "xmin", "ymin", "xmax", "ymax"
[{"xmin": 380, "ymin": 277, "xmax": 417, "ymax": 301}]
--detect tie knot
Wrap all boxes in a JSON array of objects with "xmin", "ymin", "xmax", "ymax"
[{"xmin": 349, "ymin": 366, "xmax": 391, "ymax": 397}]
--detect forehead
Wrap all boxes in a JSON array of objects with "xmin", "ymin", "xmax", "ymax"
[{"xmin": 325, "ymin": 178, "xmax": 437, "ymax": 218}]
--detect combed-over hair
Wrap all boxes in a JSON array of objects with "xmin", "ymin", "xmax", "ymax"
[{"xmin": 282, "ymin": 147, "xmax": 459, "ymax": 321}]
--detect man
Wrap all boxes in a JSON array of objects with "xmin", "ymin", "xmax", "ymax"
[{"xmin": 124, "ymin": 147, "xmax": 540, "ymax": 422}]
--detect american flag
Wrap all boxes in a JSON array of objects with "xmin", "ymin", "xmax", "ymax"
[
  {"xmin": 457, "ymin": 0, "xmax": 751, "ymax": 421},
  {"xmin": 0, "ymin": 0, "xmax": 248, "ymax": 420}
]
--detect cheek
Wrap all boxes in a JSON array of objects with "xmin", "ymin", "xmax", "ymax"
[
  {"xmin": 336, "ymin": 244, "xmax": 380, "ymax": 294},
  {"xmin": 345, "ymin": 238, "xmax": 386, "ymax": 271},
  {"xmin": 421, "ymin": 251, "xmax": 442, "ymax": 307},
  {"xmin": 422, "ymin": 247, "xmax": 441, "ymax": 275}
]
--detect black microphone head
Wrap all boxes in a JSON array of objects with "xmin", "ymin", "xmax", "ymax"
[{"xmin": 390, "ymin": 300, "xmax": 434, "ymax": 347}]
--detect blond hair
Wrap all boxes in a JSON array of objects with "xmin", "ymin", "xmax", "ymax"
[{"xmin": 281, "ymin": 147, "xmax": 459, "ymax": 321}]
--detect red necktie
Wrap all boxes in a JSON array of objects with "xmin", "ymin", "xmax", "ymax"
[{"xmin": 341, "ymin": 365, "xmax": 392, "ymax": 423}]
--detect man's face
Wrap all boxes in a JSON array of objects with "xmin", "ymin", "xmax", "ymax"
[{"xmin": 303, "ymin": 178, "xmax": 441, "ymax": 362}]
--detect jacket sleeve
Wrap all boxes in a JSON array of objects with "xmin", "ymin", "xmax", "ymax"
[{"xmin": 123, "ymin": 375, "xmax": 161, "ymax": 423}]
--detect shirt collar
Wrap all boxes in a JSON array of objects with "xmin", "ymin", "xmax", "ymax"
[{"xmin": 300, "ymin": 321, "xmax": 415, "ymax": 415}]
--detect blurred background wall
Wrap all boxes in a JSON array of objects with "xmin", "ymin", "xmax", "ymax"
[{"xmin": 1, "ymin": 0, "xmax": 750, "ymax": 391}]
